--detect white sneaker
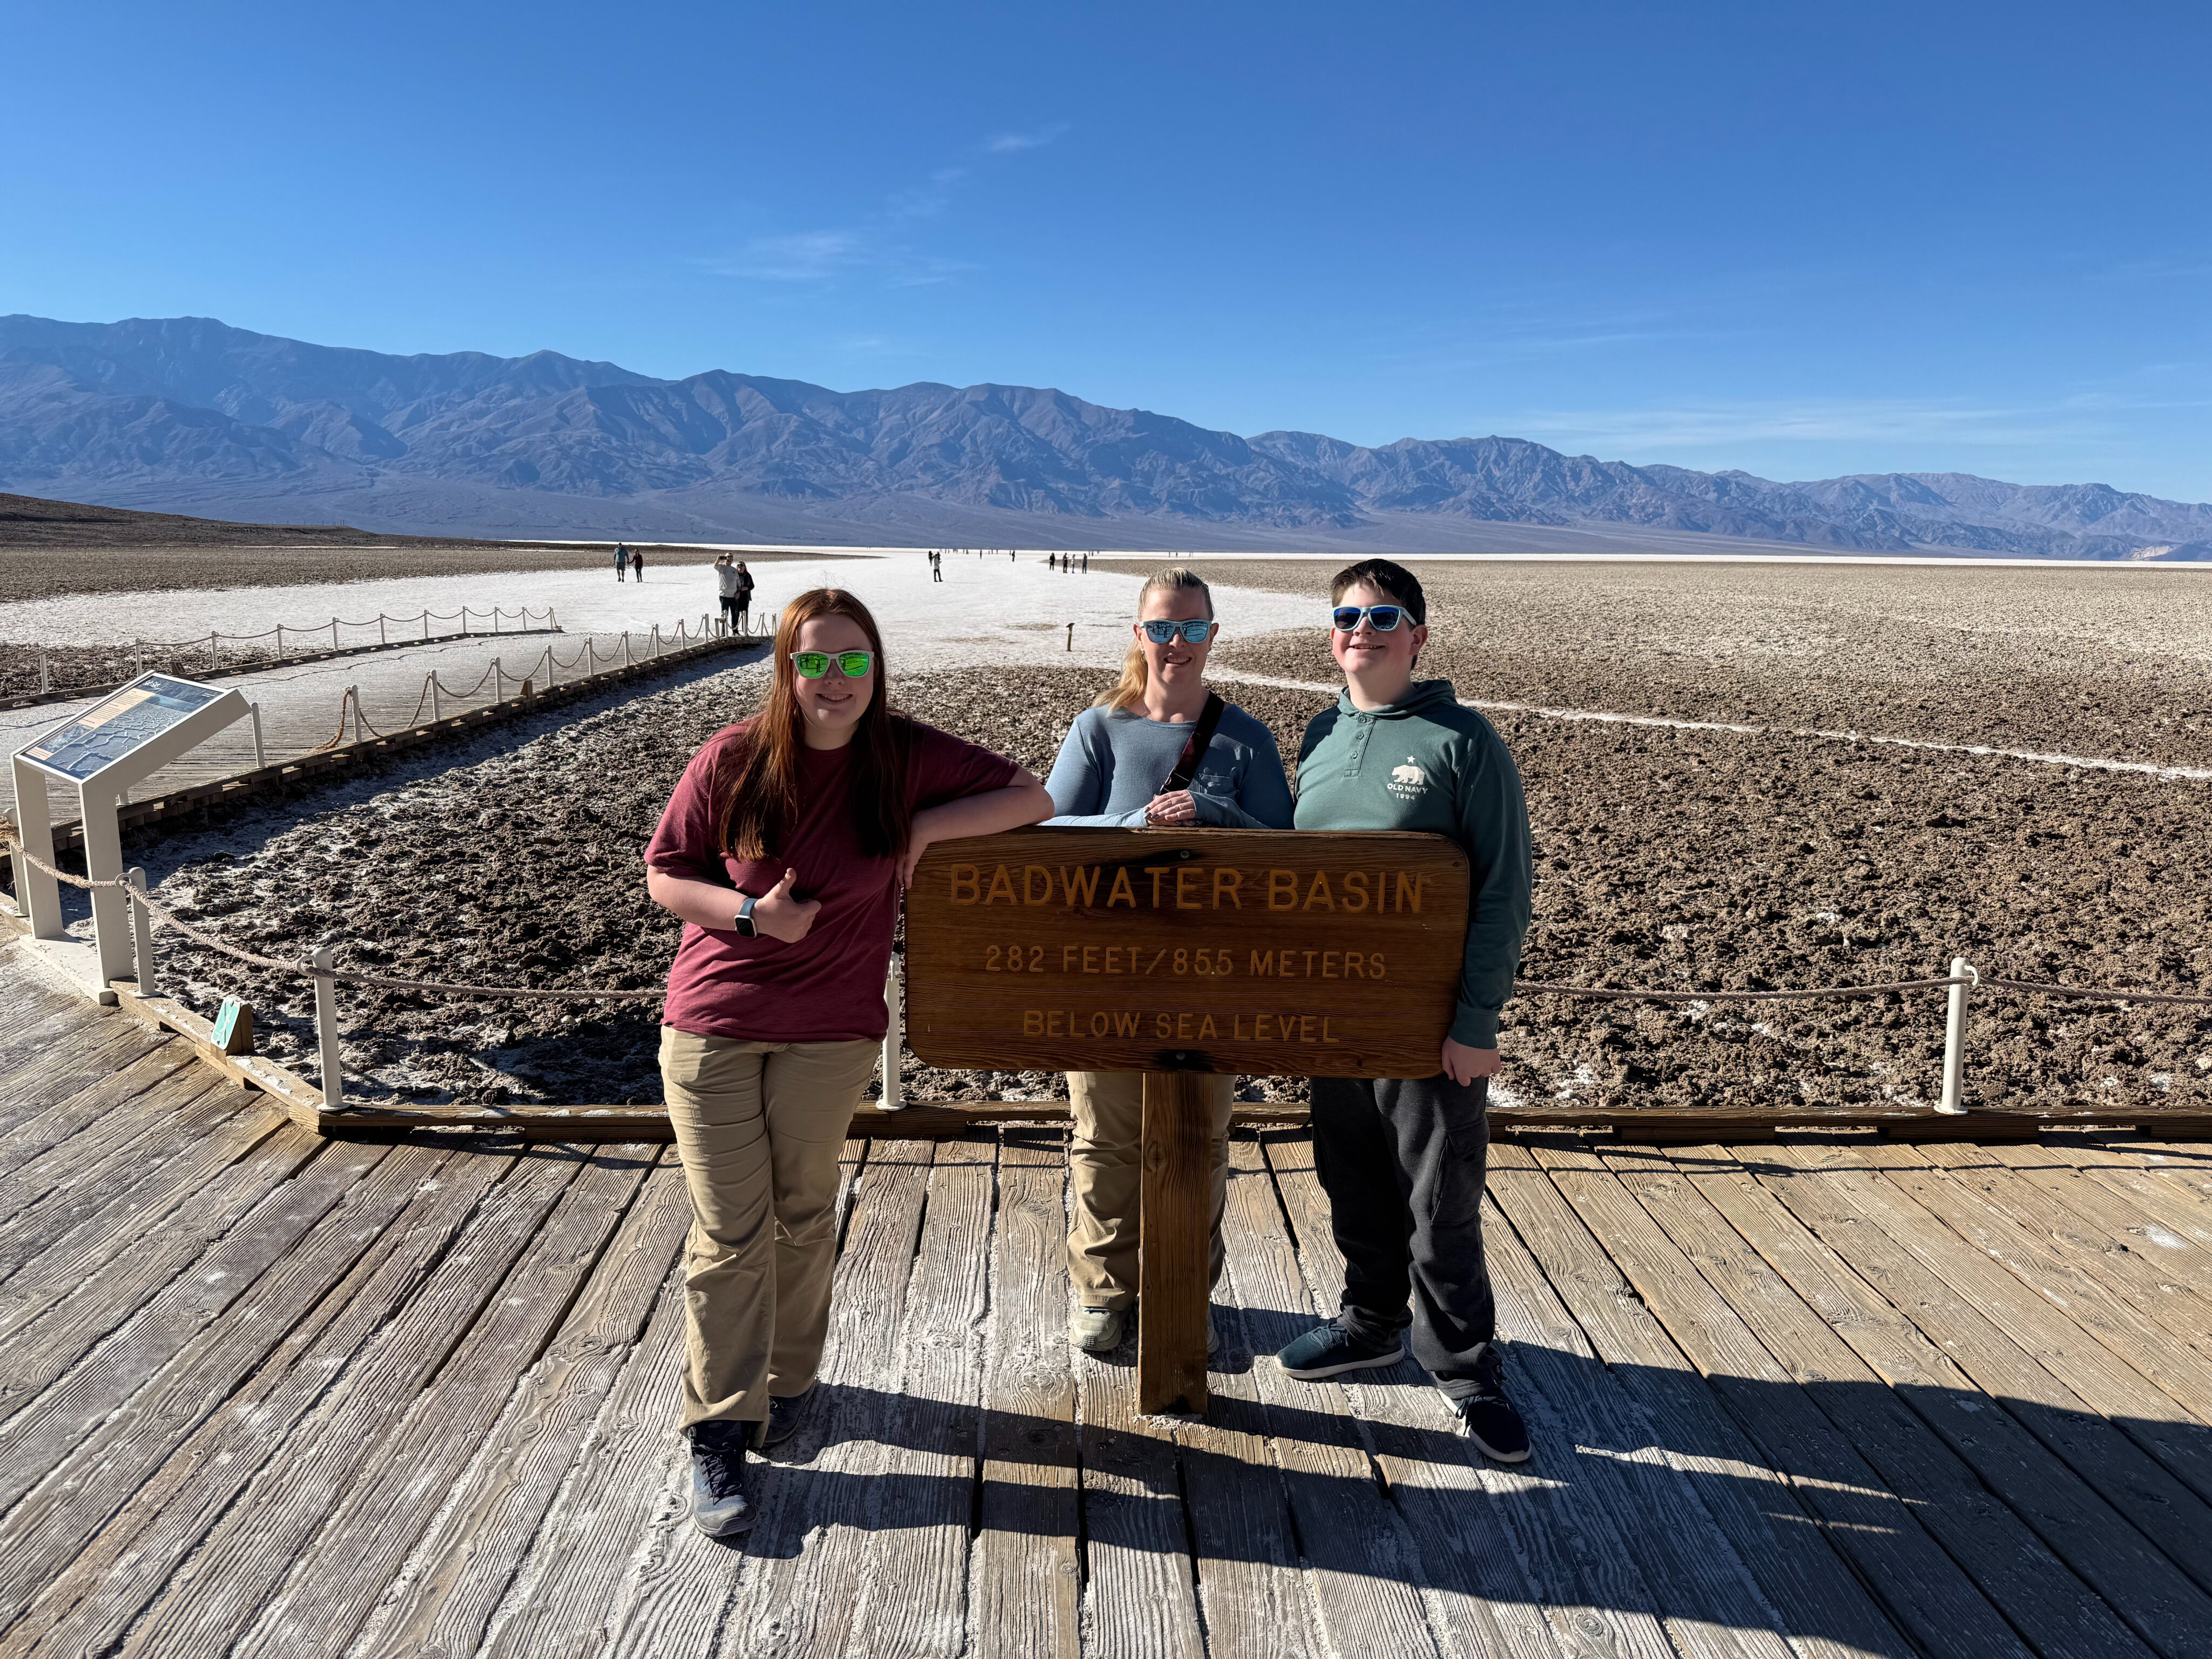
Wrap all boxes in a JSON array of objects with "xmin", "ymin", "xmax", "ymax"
[{"xmin": 1070, "ymin": 1306, "xmax": 1125, "ymax": 1351}]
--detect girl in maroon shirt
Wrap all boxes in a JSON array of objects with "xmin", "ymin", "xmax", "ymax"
[{"xmin": 644, "ymin": 588, "xmax": 1050, "ymax": 1536}]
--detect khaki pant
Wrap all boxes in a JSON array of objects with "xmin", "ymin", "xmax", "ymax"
[
  {"xmin": 660, "ymin": 1027, "xmax": 880, "ymax": 1428},
  {"xmin": 1066, "ymin": 1070, "xmax": 1236, "ymax": 1312}
]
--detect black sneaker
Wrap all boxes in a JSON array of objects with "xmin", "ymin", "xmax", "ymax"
[
  {"xmin": 688, "ymin": 1420, "xmax": 757, "ymax": 1536},
  {"xmin": 1453, "ymin": 1363, "xmax": 1530, "ymax": 1464},
  {"xmin": 1275, "ymin": 1317, "xmax": 1405, "ymax": 1379},
  {"xmin": 754, "ymin": 1385, "xmax": 816, "ymax": 1451}
]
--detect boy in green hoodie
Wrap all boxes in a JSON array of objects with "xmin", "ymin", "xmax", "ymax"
[{"xmin": 1275, "ymin": 558, "xmax": 1534, "ymax": 1462}]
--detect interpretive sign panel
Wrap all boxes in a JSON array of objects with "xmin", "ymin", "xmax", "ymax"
[
  {"xmin": 18, "ymin": 675, "xmax": 227, "ymax": 782},
  {"xmin": 906, "ymin": 827, "xmax": 1471, "ymax": 1078}
]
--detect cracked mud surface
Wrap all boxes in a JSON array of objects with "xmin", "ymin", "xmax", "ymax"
[{"xmin": 107, "ymin": 576, "xmax": 2210, "ymax": 1117}]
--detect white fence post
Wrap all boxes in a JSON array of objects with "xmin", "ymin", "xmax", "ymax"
[
  {"xmin": 1938, "ymin": 957, "xmax": 1976, "ymax": 1115},
  {"xmin": 249, "ymin": 701, "xmax": 266, "ymax": 770},
  {"xmin": 38, "ymin": 646, "xmax": 49, "ymax": 694},
  {"xmin": 209, "ymin": 631, "xmax": 219, "ymax": 672},
  {"xmin": 134, "ymin": 640, "xmax": 144, "ymax": 679},
  {"xmin": 422, "ymin": 611, "xmax": 431, "ymax": 642},
  {"xmin": 429, "ymin": 673, "xmax": 442, "ymax": 721},
  {"xmin": 275, "ymin": 624, "xmax": 286, "ymax": 657},
  {"xmin": 313, "ymin": 946, "xmax": 342, "ymax": 1111},
  {"xmin": 879, "ymin": 957, "xmax": 903, "ymax": 1110},
  {"xmin": 378, "ymin": 614, "xmax": 388, "ymax": 645},
  {"xmin": 127, "ymin": 866, "xmax": 154, "ymax": 996},
  {"xmin": 331, "ymin": 618, "xmax": 340, "ymax": 651}
]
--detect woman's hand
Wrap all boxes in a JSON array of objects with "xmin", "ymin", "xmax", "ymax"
[
  {"xmin": 1441, "ymin": 1037, "xmax": 1501, "ymax": 1085},
  {"xmin": 1144, "ymin": 789, "xmax": 1198, "ymax": 826},
  {"xmin": 751, "ymin": 868, "xmax": 821, "ymax": 942}
]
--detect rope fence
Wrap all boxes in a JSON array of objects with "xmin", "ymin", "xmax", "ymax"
[
  {"xmin": 8, "ymin": 843, "xmax": 2208, "ymax": 1120},
  {"xmin": 12, "ymin": 607, "xmax": 561, "ymax": 701}
]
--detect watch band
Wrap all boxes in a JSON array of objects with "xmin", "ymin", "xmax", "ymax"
[{"xmin": 735, "ymin": 893, "xmax": 759, "ymax": 937}]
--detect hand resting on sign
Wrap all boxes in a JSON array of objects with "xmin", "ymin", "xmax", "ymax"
[{"xmin": 1144, "ymin": 789, "xmax": 1199, "ymax": 826}]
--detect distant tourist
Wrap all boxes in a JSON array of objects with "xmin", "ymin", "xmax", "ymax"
[
  {"xmin": 1274, "ymin": 558, "xmax": 1534, "ymax": 1466},
  {"xmin": 1040, "ymin": 566, "xmax": 1294, "ymax": 1358},
  {"xmin": 615, "ymin": 543, "xmax": 629, "ymax": 582},
  {"xmin": 931, "ymin": 550, "xmax": 943, "ymax": 583},
  {"xmin": 714, "ymin": 555, "xmax": 743, "ymax": 632},
  {"xmin": 643, "ymin": 589, "xmax": 1053, "ymax": 1537},
  {"xmin": 734, "ymin": 559, "xmax": 754, "ymax": 628},
  {"xmin": 631, "ymin": 547, "xmax": 645, "ymax": 583}
]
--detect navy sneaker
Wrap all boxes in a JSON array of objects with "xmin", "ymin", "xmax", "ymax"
[
  {"xmin": 1275, "ymin": 1317, "xmax": 1405, "ymax": 1379},
  {"xmin": 1453, "ymin": 1358, "xmax": 1530, "ymax": 1464},
  {"xmin": 689, "ymin": 1420, "xmax": 757, "ymax": 1536},
  {"xmin": 754, "ymin": 1385, "xmax": 815, "ymax": 1451}
]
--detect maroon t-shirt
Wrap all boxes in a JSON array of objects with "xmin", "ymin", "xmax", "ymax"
[{"xmin": 645, "ymin": 717, "xmax": 1019, "ymax": 1042}]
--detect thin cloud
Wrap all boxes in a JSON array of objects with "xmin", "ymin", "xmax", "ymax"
[
  {"xmin": 987, "ymin": 122, "xmax": 1069, "ymax": 153},
  {"xmin": 710, "ymin": 231, "xmax": 865, "ymax": 282}
]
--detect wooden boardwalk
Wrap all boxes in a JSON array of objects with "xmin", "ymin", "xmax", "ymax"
[{"xmin": 4, "ymin": 948, "xmax": 2212, "ymax": 1658}]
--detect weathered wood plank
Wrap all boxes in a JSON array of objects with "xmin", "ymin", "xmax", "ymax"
[
  {"xmin": 0, "ymin": 1014, "xmax": 164, "ymax": 1135},
  {"xmin": 0, "ymin": 1139, "xmax": 512, "ymax": 1659},
  {"xmin": 0, "ymin": 1139, "xmax": 450, "ymax": 1638},
  {"xmin": 1766, "ymin": 1139, "xmax": 2212, "ymax": 1507},
  {"xmin": 475, "ymin": 1229, "xmax": 696, "ymax": 1659},
  {"xmin": 1211, "ymin": 1135, "xmax": 1430, "ymax": 1659},
  {"xmin": 1552, "ymin": 1139, "xmax": 2162, "ymax": 1658},
  {"xmin": 1444, "ymin": 1151, "xmax": 1791, "ymax": 1659},
  {"xmin": 711, "ymin": 1139, "xmax": 941, "ymax": 1659},
  {"xmin": 1474, "ymin": 1141, "xmax": 1906, "ymax": 1659},
  {"xmin": 228, "ymin": 1144, "xmax": 661, "ymax": 1659},
  {"xmin": 1075, "ymin": 1318, "xmax": 1208, "ymax": 1659},
  {"xmin": 1857, "ymin": 1143, "xmax": 2212, "ymax": 1427},
  {"xmin": 109, "ymin": 1144, "xmax": 583, "ymax": 1659},
  {"xmin": 0, "ymin": 1107, "xmax": 312, "ymax": 1410},
  {"xmin": 0, "ymin": 1062, "xmax": 254, "ymax": 1278},
  {"xmin": 970, "ymin": 1129, "xmax": 1082, "ymax": 1659},
  {"xmin": 1730, "ymin": 1141, "xmax": 2212, "ymax": 1589},
  {"xmin": 0, "ymin": 1134, "xmax": 394, "ymax": 1518},
  {"xmin": 0, "ymin": 1038, "xmax": 201, "ymax": 1185},
  {"xmin": 1982, "ymin": 1139, "xmax": 2212, "ymax": 1301},
  {"xmin": 847, "ymin": 1136, "xmax": 997, "ymax": 1659},
  {"xmin": 1671, "ymin": 1141, "xmax": 2212, "ymax": 1638},
  {"xmin": 343, "ymin": 1156, "xmax": 693, "ymax": 1659},
  {"xmin": 1263, "ymin": 1130, "xmax": 1671, "ymax": 1659}
]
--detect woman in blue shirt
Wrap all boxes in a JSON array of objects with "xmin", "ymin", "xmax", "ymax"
[{"xmin": 1042, "ymin": 567, "xmax": 1293, "ymax": 1353}]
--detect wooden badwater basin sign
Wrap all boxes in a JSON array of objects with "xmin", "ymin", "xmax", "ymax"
[
  {"xmin": 907, "ymin": 827, "xmax": 1470, "ymax": 1415},
  {"xmin": 906, "ymin": 827, "xmax": 1471, "ymax": 1078}
]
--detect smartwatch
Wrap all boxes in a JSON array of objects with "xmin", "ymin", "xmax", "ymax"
[{"xmin": 732, "ymin": 893, "xmax": 760, "ymax": 938}]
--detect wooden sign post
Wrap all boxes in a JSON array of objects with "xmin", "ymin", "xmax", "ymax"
[{"xmin": 906, "ymin": 827, "xmax": 1471, "ymax": 1414}]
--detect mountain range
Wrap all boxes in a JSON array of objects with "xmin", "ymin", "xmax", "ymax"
[{"xmin": 3, "ymin": 313, "xmax": 2207, "ymax": 559}]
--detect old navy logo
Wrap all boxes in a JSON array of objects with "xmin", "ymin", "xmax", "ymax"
[{"xmin": 1387, "ymin": 757, "xmax": 1427, "ymax": 799}]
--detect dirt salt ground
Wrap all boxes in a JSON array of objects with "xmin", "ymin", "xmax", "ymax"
[{"xmin": 107, "ymin": 587, "xmax": 2212, "ymax": 1121}]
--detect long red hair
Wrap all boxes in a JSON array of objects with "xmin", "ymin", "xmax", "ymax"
[{"xmin": 718, "ymin": 588, "xmax": 912, "ymax": 861}]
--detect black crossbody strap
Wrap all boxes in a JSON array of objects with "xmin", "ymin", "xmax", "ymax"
[{"xmin": 1163, "ymin": 692, "xmax": 1227, "ymax": 792}]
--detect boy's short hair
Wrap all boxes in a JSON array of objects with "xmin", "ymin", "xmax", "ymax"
[{"xmin": 1329, "ymin": 558, "xmax": 1427, "ymax": 625}]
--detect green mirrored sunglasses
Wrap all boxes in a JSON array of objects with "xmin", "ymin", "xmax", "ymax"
[{"xmin": 792, "ymin": 649, "xmax": 874, "ymax": 679}]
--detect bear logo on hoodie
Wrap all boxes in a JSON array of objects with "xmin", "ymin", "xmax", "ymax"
[{"xmin": 1387, "ymin": 758, "xmax": 1427, "ymax": 799}]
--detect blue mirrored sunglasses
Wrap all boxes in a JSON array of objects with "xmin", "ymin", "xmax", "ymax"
[
  {"xmin": 1331, "ymin": 604, "xmax": 1406, "ymax": 632},
  {"xmin": 1141, "ymin": 619, "xmax": 1214, "ymax": 644}
]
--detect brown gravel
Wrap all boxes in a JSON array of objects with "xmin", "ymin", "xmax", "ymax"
[{"xmin": 116, "ymin": 632, "xmax": 2212, "ymax": 1120}]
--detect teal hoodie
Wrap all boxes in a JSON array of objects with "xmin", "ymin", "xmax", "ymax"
[{"xmin": 1292, "ymin": 679, "xmax": 1531, "ymax": 1048}]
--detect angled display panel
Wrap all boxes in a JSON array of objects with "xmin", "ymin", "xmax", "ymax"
[{"xmin": 19, "ymin": 675, "xmax": 228, "ymax": 783}]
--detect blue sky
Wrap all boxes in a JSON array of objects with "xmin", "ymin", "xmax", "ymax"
[{"xmin": 8, "ymin": 1, "xmax": 2210, "ymax": 498}]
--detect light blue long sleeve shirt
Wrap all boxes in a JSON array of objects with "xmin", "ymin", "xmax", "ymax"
[{"xmin": 1043, "ymin": 701, "xmax": 1294, "ymax": 829}]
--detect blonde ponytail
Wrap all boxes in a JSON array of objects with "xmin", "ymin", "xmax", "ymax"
[{"xmin": 1098, "ymin": 566, "xmax": 1213, "ymax": 711}]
